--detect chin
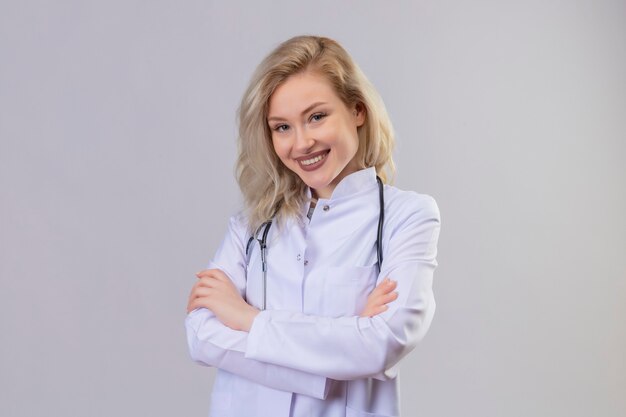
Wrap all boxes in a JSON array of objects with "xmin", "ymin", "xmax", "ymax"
[
  {"xmin": 302, "ymin": 175, "xmax": 337, "ymax": 196},
  {"xmin": 302, "ymin": 178, "xmax": 328, "ymax": 190}
]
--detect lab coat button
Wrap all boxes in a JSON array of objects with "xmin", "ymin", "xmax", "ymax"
[
  {"xmin": 304, "ymin": 260, "xmax": 309, "ymax": 266},
  {"xmin": 296, "ymin": 254, "xmax": 302, "ymax": 261},
  {"xmin": 323, "ymin": 204, "xmax": 330, "ymax": 211}
]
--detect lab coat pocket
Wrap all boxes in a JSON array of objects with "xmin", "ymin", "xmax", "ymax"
[{"xmin": 323, "ymin": 265, "xmax": 378, "ymax": 317}]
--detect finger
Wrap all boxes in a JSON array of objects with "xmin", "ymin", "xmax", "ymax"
[
  {"xmin": 208, "ymin": 269, "xmax": 231, "ymax": 283},
  {"xmin": 369, "ymin": 290, "xmax": 398, "ymax": 307},
  {"xmin": 188, "ymin": 295, "xmax": 213, "ymax": 313},
  {"xmin": 196, "ymin": 269, "xmax": 229, "ymax": 281},
  {"xmin": 188, "ymin": 281, "xmax": 199, "ymax": 299},
  {"xmin": 382, "ymin": 279, "xmax": 397, "ymax": 295},
  {"xmin": 187, "ymin": 298, "xmax": 200, "ymax": 313},
  {"xmin": 370, "ymin": 278, "xmax": 391, "ymax": 296},
  {"xmin": 189, "ymin": 278, "xmax": 206, "ymax": 295},
  {"xmin": 376, "ymin": 304, "xmax": 389, "ymax": 315},
  {"xmin": 188, "ymin": 287, "xmax": 210, "ymax": 309},
  {"xmin": 196, "ymin": 271, "xmax": 232, "ymax": 289},
  {"xmin": 196, "ymin": 276, "xmax": 222, "ymax": 288},
  {"xmin": 188, "ymin": 281, "xmax": 204, "ymax": 304},
  {"xmin": 189, "ymin": 296, "xmax": 208, "ymax": 311},
  {"xmin": 195, "ymin": 269, "xmax": 221, "ymax": 279},
  {"xmin": 360, "ymin": 303, "xmax": 389, "ymax": 318},
  {"xmin": 190, "ymin": 287, "xmax": 212, "ymax": 299},
  {"xmin": 187, "ymin": 296, "xmax": 197, "ymax": 313},
  {"xmin": 187, "ymin": 297, "xmax": 201, "ymax": 313},
  {"xmin": 200, "ymin": 274, "xmax": 237, "ymax": 294},
  {"xmin": 365, "ymin": 290, "xmax": 397, "ymax": 312},
  {"xmin": 359, "ymin": 308, "xmax": 374, "ymax": 318},
  {"xmin": 371, "ymin": 279, "xmax": 397, "ymax": 297},
  {"xmin": 380, "ymin": 291, "xmax": 399, "ymax": 304}
]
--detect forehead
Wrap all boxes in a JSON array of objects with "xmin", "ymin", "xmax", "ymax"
[{"xmin": 268, "ymin": 72, "xmax": 341, "ymax": 117}]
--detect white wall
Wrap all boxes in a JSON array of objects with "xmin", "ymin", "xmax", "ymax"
[{"xmin": 1, "ymin": 1, "xmax": 624, "ymax": 416}]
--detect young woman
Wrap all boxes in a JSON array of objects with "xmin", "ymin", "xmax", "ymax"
[{"xmin": 185, "ymin": 35, "xmax": 440, "ymax": 417}]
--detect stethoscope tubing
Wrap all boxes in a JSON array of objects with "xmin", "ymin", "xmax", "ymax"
[{"xmin": 375, "ymin": 176, "xmax": 384, "ymax": 273}]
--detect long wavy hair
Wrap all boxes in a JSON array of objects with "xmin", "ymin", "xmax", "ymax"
[{"xmin": 236, "ymin": 35, "xmax": 396, "ymax": 233}]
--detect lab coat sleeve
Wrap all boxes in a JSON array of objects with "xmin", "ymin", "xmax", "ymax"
[
  {"xmin": 185, "ymin": 215, "xmax": 330, "ymax": 399},
  {"xmin": 244, "ymin": 195, "xmax": 440, "ymax": 381}
]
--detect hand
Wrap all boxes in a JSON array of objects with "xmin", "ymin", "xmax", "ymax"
[
  {"xmin": 360, "ymin": 277, "xmax": 398, "ymax": 318},
  {"xmin": 187, "ymin": 269, "xmax": 260, "ymax": 332}
]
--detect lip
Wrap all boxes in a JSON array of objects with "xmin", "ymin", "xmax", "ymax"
[{"xmin": 295, "ymin": 149, "xmax": 330, "ymax": 172}]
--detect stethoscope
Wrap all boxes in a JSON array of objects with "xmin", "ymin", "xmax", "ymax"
[{"xmin": 246, "ymin": 176, "xmax": 385, "ymax": 310}]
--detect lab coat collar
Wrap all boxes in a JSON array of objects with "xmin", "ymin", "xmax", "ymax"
[
  {"xmin": 325, "ymin": 166, "xmax": 378, "ymax": 200},
  {"xmin": 305, "ymin": 167, "xmax": 377, "ymax": 201},
  {"xmin": 301, "ymin": 167, "xmax": 377, "ymax": 219}
]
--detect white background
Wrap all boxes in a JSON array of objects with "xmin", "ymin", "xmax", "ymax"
[{"xmin": 1, "ymin": 1, "xmax": 624, "ymax": 416}]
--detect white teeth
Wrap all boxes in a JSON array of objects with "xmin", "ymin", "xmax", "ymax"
[{"xmin": 300, "ymin": 152, "xmax": 327, "ymax": 166}]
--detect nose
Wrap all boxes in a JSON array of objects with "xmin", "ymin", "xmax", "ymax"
[{"xmin": 293, "ymin": 126, "xmax": 315, "ymax": 154}]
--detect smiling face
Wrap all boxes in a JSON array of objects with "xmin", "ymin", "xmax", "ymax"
[{"xmin": 267, "ymin": 71, "xmax": 365, "ymax": 199}]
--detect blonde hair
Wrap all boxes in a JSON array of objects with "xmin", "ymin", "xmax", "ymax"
[{"xmin": 236, "ymin": 35, "xmax": 396, "ymax": 233}]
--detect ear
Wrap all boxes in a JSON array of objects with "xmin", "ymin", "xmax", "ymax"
[{"xmin": 353, "ymin": 102, "xmax": 366, "ymax": 127}]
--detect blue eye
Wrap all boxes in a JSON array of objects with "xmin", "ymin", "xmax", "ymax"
[
  {"xmin": 310, "ymin": 112, "xmax": 326, "ymax": 122},
  {"xmin": 274, "ymin": 124, "xmax": 289, "ymax": 132}
]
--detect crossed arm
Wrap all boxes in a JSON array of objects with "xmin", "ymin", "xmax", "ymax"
[
  {"xmin": 185, "ymin": 196, "xmax": 439, "ymax": 394},
  {"xmin": 186, "ymin": 269, "xmax": 398, "ymax": 330},
  {"xmin": 185, "ymin": 269, "xmax": 399, "ymax": 399}
]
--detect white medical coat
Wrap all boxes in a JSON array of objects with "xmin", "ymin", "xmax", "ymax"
[{"xmin": 185, "ymin": 167, "xmax": 440, "ymax": 417}]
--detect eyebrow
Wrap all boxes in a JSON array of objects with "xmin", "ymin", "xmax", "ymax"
[{"xmin": 267, "ymin": 102, "xmax": 327, "ymax": 122}]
